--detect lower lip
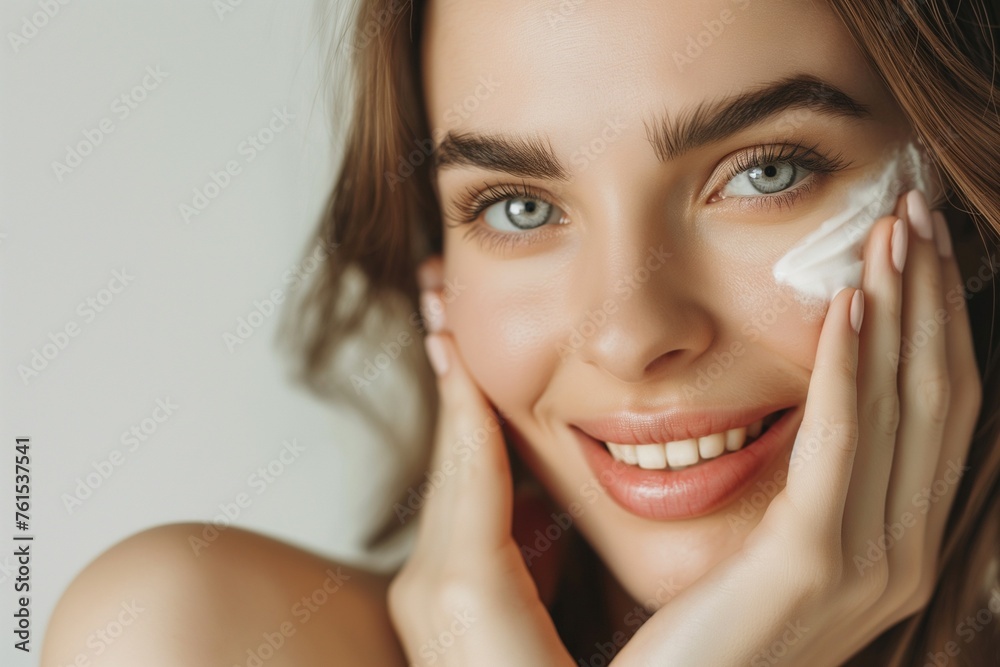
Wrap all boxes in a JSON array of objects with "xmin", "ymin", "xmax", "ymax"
[{"xmin": 575, "ymin": 407, "xmax": 801, "ymax": 521}]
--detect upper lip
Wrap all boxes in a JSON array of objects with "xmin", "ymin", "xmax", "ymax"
[{"xmin": 572, "ymin": 404, "xmax": 790, "ymax": 445}]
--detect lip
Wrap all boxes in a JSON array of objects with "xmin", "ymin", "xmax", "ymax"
[
  {"xmin": 575, "ymin": 405, "xmax": 802, "ymax": 520},
  {"xmin": 573, "ymin": 405, "xmax": 782, "ymax": 445}
]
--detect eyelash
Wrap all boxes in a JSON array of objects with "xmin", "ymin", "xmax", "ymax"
[
  {"xmin": 446, "ymin": 142, "xmax": 851, "ymax": 253},
  {"xmin": 714, "ymin": 142, "xmax": 849, "ymax": 210},
  {"xmin": 446, "ymin": 181, "xmax": 565, "ymax": 254}
]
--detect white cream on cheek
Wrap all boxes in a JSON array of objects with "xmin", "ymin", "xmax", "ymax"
[{"xmin": 772, "ymin": 140, "xmax": 932, "ymax": 304}]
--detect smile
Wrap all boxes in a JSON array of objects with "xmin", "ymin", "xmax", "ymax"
[
  {"xmin": 572, "ymin": 405, "xmax": 802, "ymax": 520},
  {"xmin": 603, "ymin": 410, "xmax": 786, "ymax": 471}
]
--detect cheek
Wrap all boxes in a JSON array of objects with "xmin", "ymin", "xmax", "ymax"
[
  {"xmin": 444, "ymin": 260, "xmax": 564, "ymax": 411},
  {"xmin": 705, "ymin": 232, "xmax": 828, "ymax": 372}
]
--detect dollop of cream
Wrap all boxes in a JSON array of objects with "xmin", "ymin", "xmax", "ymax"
[{"xmin": 772, "ymin": 140, "xmax": 932, "ymax": 303}]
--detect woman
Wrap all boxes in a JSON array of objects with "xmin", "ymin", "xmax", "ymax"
[{"xmin": 42, "ymin": 0, "xmax": 999, "ymax": 665}]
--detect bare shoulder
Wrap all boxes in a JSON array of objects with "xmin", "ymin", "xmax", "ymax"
[{"xmin": 42, "ymin": 522, "xmax": 406, "ymax": 667}]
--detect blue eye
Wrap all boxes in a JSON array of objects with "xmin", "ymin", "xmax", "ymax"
[
  {"xmin": 714, "ymin": 143, "xmax": 849, "ymax": 202},
  {"xmin": 482, "ymin": 196, "xmax": 559, "ymax": 232},
  {"xmin": 722, "ymin": 161, "xmax": 801, "ymax": 196},
  {"xmin": 449, "ymin": 180, "xmax": 566, "ymax": 229}
]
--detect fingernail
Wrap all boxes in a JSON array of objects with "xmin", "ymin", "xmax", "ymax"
[
  {"xmin": 850, "ymin": 289, "xmax": 864, "ymax": 334},
  {"xmin": 420, "ymin": 291, "xmax": 445, "ymax": 333},
  {"xmin": 932, "ymin": 210, "xmax": 953, "ymax": 258},
  {"xmin": 895, "ymin": 190, "xmax": 909, "ymax": 224},
  {"xmin": 905, "ymin": 189, "xmax": 934, "ymax": 240},
  {"xmin": 890, "ymin": 217, "xmax": 907, "ymax": 273},
  {"xmin": 424, "ymin": 334, "xmax": 449, "ymax": 376}
]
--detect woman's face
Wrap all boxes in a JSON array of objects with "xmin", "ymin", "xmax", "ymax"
[{"xmin": 420, "ymin": 0, "xmax": 936, "ymax": 605}]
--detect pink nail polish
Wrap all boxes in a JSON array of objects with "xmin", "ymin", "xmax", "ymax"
[
  {"xmin": 905, "ymin": 189, "xmax": 934, "ymax": 241},
  {"xmin": 891, "ymin": 217, "xmax": 907, "ymax": 273},
  {"xmin": 850, "ymin": 290, "xmax": 864, "ymax": 334},
  {"xmin": 932, "ymin": 210, "xmax": 953, "ymax": 258}
]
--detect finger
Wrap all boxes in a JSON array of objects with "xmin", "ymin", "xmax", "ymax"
[
  {"xmin": 923, "ymin": 209, "xmax": 981, "ymax": 563},
  {"xmin": 884, "ymin": 189, "xmax": 950, "ymax": 576},
  {"xmin": 420, "ymin": 331, "xmax": 515, "ymax": 559},
  {"xmin": 782, "ymin": 286, "xmax": 863, "ymax": 538},
  {"xmin": 843, "ymin": 212, "xmax": 904, "ymax": 556}
]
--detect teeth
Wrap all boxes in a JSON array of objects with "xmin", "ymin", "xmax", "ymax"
[
  {"xmin": 698, "ymin": 432, "xmax": 726, "ymax": 459},
  {"xmin": 636, "ymin": 444, "xmax": 667, "ymax": 470},
  {"xmin": 603, "ymin": 412, "xmax": 782, "ymax": 468},
  {"xmin": 666, "ymin": 439, "xmax": 699, "ymax": 468},
  {"xmin": 725, "ymin": 426, "xmax": 747, "ymax": 452},
  {"xmin": 607, "ymin": 443, "xmax": 639, "ymax": 465}
]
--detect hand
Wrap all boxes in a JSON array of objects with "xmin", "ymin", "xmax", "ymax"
[
  {"xmin": 386, "ymin": 259, "xmax": 575, "ymax": 666},
  {"xmin": 614, "ymin": 189, "xmax": 982, "ymax": 665}
]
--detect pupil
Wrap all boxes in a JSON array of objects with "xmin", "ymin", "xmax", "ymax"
[
  {"xmin": 524, "ymin": 201, "xmax": 536, "ymax": 212},
  {"xmin": 763, "ymin": 165, "xmax": 777, "ymax": 177}
]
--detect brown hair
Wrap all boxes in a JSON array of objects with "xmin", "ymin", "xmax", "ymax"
[{"xmin": 279, "ymin": 0, "xmax": 1000, "ymax": 663}]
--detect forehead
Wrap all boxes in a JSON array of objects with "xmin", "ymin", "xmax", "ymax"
[{"xmin": 420, "ymin": 0, "xmax": 887, "ymax": 151}]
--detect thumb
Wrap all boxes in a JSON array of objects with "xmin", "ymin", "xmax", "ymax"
[{"xmin": 424, "ymin": 330, "xmax": 515, "ymax": 556}]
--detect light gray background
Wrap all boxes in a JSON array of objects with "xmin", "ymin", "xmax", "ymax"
[{"xmin": 1, "ymin": 2, "xmax": 425, "ymax": 665}]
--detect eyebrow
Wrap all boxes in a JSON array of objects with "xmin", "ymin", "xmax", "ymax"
[{"xmin": 430, "ymin": 74, "xmax": 871, "ymax": 181}]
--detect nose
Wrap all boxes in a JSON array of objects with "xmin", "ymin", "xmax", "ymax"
[{"xmin": 572, "ymin": 242, "xmax": 715, "ymax": 384}]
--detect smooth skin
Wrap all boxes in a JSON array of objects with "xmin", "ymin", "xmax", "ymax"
[
  {"xmin": 41, "ymin": 524, "xmax": 406, "ymax": 666},
  {"xmin": 390, "ymin": 190, "xmax": 981, "ymax": 665},
  {"xmin": 43, "ymin": 0, "xmax": 982, "ymax": 663},
  {"xmin": 421, "ymin": 0, "xmax": 960, "ymax": 610},
  {"xmin": 42, "ymin": 191, "xmax": 979, "ymax": 666}
]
